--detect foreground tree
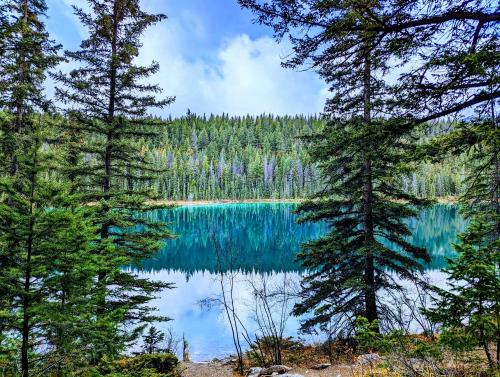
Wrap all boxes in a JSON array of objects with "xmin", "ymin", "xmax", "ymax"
[
  {"xmin": 0, "ymin": 0, "xmax": 60, "ymax": 176},
  {"xmin": 240, "ymin": 0, "xmax": 430, "ymax": 332},
  {"xmin": 426, "ymin": 216, "xmax": 499, "ymax": 368},
  {"xmin": 0, "ymin": 2, "xmax": 94, "ymax": 376},
  {"xmin": 239, "ymin": 0, "xmax": 499, "ymax": 124},
  {"xmin": 424, "ymin": 116, "xmax": 499, "ymax": 369},
  {"xmin": 293, "ymin": 117, "xmax": 430, "ymax": 333},
  {"xmin": 0, "ymin": 1, "xmax": 61, "ymax": 335},
  {"xmin": 54, "ymin": 0, "xmax": 175, "ymax": 360},
  {"xmin": 0, "ymin": 119, "xmax": 97, "ymax": 376}
]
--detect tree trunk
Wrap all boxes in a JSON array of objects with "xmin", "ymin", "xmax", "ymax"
[
  {"xmin": 21, "ymin": 134, "xmax": 39, "ymax": 377},
  {"xmin": 96, "ymin": 0, "xmax": 119, "ymax": 320},
  {"xmin": 362, "ymin": 51, "xmax": 378, "ymax": 327}
]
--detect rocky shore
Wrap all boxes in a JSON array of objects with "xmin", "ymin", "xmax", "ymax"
[{"xmin": 180, "ymin": 354, "xmax": 383, "ymax": 377}]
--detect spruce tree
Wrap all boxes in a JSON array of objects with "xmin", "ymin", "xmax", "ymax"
[
  {"xmin": 240, "ymin": 0, "xmax": 431, "ymax": 332},
  {"xmin": 425, "ymin": 216, "xmax": 499, "ymax": 368},
  {"xmin": 239, "ymin": 0, "xmax": 499, "ymax": 123},
  {"xmin": 54, "ymin": 0, "xmax": 175, "ymax": 359},
  {"xmin": 142, "ymin": 326, "xmax": 166, "ymax": 355},
  {"xmin": 0, "ymin": 3, "xmax": 93, "ymax": 376},
  {"xmin": 0, "ymin": 0, "xmax": 61, "ymax": 176},
  {"xmin": 423, "ymin": 117, "xmax": 499, "ymax": 368},
  {"xmin": 0, "ymin": 120, "xmax": 97, "ymax": 376}
]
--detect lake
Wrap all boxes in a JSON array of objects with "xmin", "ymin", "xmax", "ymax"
[{"xmin": 136, "ymin": 203, "xmax": 465, "ymax": 361}]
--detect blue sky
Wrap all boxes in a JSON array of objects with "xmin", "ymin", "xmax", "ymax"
[{"xmin": 44, "ymin": 0, "xmax": 328, "ymax": 117}]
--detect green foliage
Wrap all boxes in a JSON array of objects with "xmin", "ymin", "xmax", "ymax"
[
  {"xmin": 355, "ymin": 317, "xmax": 387, "ymax": 353},
  {"xmin": 142, "ymin": 327, "xmax": 166, "ymax": 355},
  {"xmin": 146, "ymin": 114, "xmax": 323, "ymax": 200},
  {"xmin": 0, "ymin": 117, "xmax": 98, "ymax": 375},
  {"xmin": 425, "ymin": 215, "xmax": 500, "ymax": 367},
  {"xmin": 292, "ymin": 117, "xmax": 431, "ymax": 331},
  {"xmin": 355, "ymin": 317, "xmax": 442, "ymax": 360},
  {"xmin": 0, "ymin": 0, "xmax": 61, "ymax": 117},
  {"xmin": 422, "ymin": 119, "xmax": 499, "ymax": 369},
  {"xmin": 98, "ymin": 354, "xmax": 179, "ymax": 377},
  {"xmin": 53, "ymin": 0, "xmax": 175, "ymax": 360},
  {"xmin": 81, "ymin": 354, "xmax": 179, "ymax": 377},
  {"xmin": 1, "ymin": 0, "xmax": 177, "ymax": 374}
]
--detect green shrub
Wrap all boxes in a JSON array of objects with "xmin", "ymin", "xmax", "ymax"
[
  {"xmin": 115, "ymin": 354, "xmax": 178, "ymax": 375},
  {"xmin": 79, "ymin": 353, "xmax": 179, "ymax": 377}
]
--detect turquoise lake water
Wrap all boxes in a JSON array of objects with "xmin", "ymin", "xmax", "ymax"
[{"xmin": 137, "ymin": 203, "xmax": 465, "ymax": 361}]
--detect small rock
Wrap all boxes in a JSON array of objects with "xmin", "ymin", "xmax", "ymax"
[
  {"xmin": 259, "ymin": 365, "xmax": 292, "ymax": 375},
  {"xmin": 311, "ymin": 363, "xmax": 331, "ymax": 370},
  {"xmin": 357, "ymin": 353, "xmax": 381, "ymax": 365},
  {"xmin": 247, "ymin": 367, "xmax": 263, "ymax": 377},
  {"xmin": 279, "ymin": 375, "xmax": 304, "ymax": 377}
]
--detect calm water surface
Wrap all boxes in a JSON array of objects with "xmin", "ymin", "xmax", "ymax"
[{"xmin": 136, "ymin": 203, "xmax": 465, "ymax": 361}]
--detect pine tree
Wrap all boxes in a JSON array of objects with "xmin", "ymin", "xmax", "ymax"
[
  {"xmin": 0, "ymin": 0, "xmax": 61, "ymax": 176},
  {"xmin": 0, "ymin": 116, "xmax": 97, "ymax": 376},
  {"xmin": 0, "ymin": 3, "xmax": 90, "ymax": 376},
  {"xmin": 54, "ymin": 0, "xmax": 175, "ymax": 360},
  {"xmin": 142, "ymin": 326, "xmax": 166, "ymax": 355},
  {"xmin": 240, "ymin": 0, "xmax": 431, "ymax": 332},
  {"xmin": 425, "ymin": 216, "xmax": 500, "ymax": 368},
  {"xmin": 423, "ymin": 116, "xmax": 499, "ymax": 368},
  {"xmin": 0, "ymin": 1, "xmax": 61, "ymax": 312}
]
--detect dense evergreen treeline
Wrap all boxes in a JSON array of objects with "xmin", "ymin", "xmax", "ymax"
[
  {"xmin": 135, "ymin": 114, "xmax": 465, "ymax": 200},
  {"xmin": 145, "ymin": 114, "xmax": 323, "ymax": 200}
]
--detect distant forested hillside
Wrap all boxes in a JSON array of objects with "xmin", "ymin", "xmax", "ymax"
[{"xmin": 136, "ymin": 114, "xmax": 465, "ymax": 200}]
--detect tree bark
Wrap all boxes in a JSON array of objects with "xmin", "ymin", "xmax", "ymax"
[
  {"xmin": 362, "ymin": 50, "xmax": 378, "ymax": 327},
  {"xmin": 96, "ymin": 0, "xmax": 120, "ymax": 320},
  {"xmin": 21, "ymin": 133, "xmax": 39, "ymax": 377}
]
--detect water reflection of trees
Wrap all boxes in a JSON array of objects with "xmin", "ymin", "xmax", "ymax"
[{"xmin": 137, "ymin": 204, "xmax": 465, "ymax": 274}]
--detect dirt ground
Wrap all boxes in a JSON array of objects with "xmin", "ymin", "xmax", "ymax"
[
  {"xmin": 180, "ymin": 361, "xmax": 376, "ymax": 377},
  {"xmin": 180, "ymin": 361, "xmax": 233, "ymax": 377}
]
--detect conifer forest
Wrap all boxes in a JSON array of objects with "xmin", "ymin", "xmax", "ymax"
[{"xmin": 0, "ymin": 0, "xmax": 498, "ymax": 377}]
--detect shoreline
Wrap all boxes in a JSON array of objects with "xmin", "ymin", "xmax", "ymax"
[
  {"xmin": 152, "ymin": 196, "xmax": 458, "ymax": 207},
  {"xmin": 152, "ymin": 198, "xmax": 304, "ymax": 206}
]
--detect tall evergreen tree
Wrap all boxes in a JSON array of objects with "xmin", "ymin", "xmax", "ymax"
[
  {"xmin": 0, "ymin": 118, "xmax": 97, "ymax": 376},
  {"xmin": 239, "ymin": 0, "xmax": 499, "ymax": 123},
  {"xmin": 0, "ymin": 0, "xmax": 60, "ymax": 176},
  {"xmin": 0, "ymin": 3, "xmax": 90, "ymax": 376},
  {"xmin": 54, "ymin": 0, "xmax": 175, "ymax": 359},
  {"xmin": 240, "ymin": 0, "xmax": 430, "ymax": 332}
]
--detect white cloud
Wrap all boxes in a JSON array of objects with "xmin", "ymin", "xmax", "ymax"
[
  {"xmin": 139, "ymin": 19, "xmax": 328, "ymax": 117},
  {"xmin": 52, "ymin": 0, "xmax": 328, "ymax": 117}
]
